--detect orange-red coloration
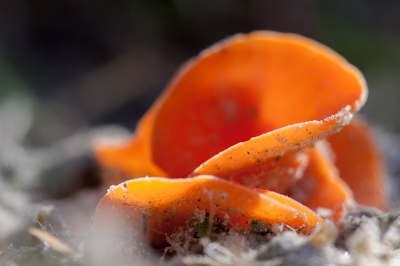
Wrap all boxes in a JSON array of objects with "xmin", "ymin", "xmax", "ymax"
[
  {"xmin": 94, "ymin": 175, "xmax": 324, "ymax": 246},
  {"xmin": 152, "ymin": 32, "xmax": 366, "ymax": 178},
  {"xmin": 191, "ymin": 107, "xmax": 355, "ymax": 179},
  {"xmin": 327, "ymin": 116, "xmax": 386, "ymax": 210},
  {"xmin": 289, "ymin": 146, "xmax": 353, "ymax": 222},
  {"xmin": 93, "ymin": 31, "xmax": 385, "ymax": 241},
  {"xmin": 228, "ymin": 150, "xmax": 309, "ymax": 194},
  {"xmin": 94, "ymin": 108, "xmax": 167, "ymax": 178},
  {"xmin": 94, "ymin": 31, "xmax": 367, "ymax": 180}
]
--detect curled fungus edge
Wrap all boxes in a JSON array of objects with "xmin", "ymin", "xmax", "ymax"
[{"xmin": 93, "ymin": 31, "xmax": 385, "ymax": 246}]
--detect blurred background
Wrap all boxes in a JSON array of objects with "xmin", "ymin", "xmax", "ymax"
[
  {"xmin": 1, "ymin": 0, "xmax": 400, "ymax": 138},
  {"xmin": 1, "ymin": 1, "xmax": 400, "ymax": 263},
  {"xmin": 1, "ymin": 0, "xmax": 400, "ymax": 200}
]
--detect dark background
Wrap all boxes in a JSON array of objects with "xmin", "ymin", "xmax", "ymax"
[{"xmin": 1, "ymin": 0, "xmax": 400, "ymax": 145}]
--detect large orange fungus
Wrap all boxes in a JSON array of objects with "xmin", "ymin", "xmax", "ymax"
[{"xmin": 93, "ymin": 31, "xmax": 386, "ymax": 246}]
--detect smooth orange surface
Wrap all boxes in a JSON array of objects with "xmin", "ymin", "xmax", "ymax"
[
  {"xmin": 94, "ymin": 31, "xmax": 367, "ymax": 180},
  {"xmin": 152, "ymin": 32, "xmax": 366, "ymax": 177},
  {"xmin": 289, "ymin": 146, "xmax": 353, "ymax": 222},
  {"xmin": 253, "ymin": 188, "xmax": 325, "ymax": 226},
  {"xmin": 94, "ymin": 175, "xmax": 324, "ymax": 247},
  {"xmin": 327, "ymin": 116, "xmax": 386, "ymax": 210},
  {"xmin": 94, "ymin": 107, "xmax": 168, "ymax": 178},
  {"xmin": 191, "ymin": 107, "xmax": 354, "ymax": 179}
]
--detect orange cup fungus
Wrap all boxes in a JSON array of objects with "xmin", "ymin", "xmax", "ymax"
[
  {"xmin": 93, "ymin": 31, "xmax": 386, "ymax": 246},
  {"xmin": 95, "ymin": 176, "xmax": 324, "ymax": 247}
]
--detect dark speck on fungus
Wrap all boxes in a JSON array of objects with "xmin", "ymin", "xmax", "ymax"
[{"xmin": 141, "ymin": 214, "xmax": 148, "ymax": 234}]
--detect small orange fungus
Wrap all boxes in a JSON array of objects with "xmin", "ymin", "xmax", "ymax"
[
  {"xmin": 93, "ymin": 31, "xmax": 386, "ymax": 243},
  {"xmin": 94, "ymin": 175, "xmax": 323, "ymax": 247}
]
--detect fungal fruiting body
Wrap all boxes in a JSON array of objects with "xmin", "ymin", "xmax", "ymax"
[
  {"xmin": 93, "ymin": 31, "xmax": 385, "ymax": 246},
  {"xmin": 94, "ymin": 176, "xmax": 324, "ymax": 247}
]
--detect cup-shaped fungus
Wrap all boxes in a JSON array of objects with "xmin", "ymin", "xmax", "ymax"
[
  {"xmin": 93, "ymin": 31, "xmax": 385, "ymax": 245},
  {"xmin": 94, "ymin": 175, "xmax": 324, "ymax": 247},
  {"xmin": 95, "ymin": 31, "xmax": 367, "ymax": 180}
]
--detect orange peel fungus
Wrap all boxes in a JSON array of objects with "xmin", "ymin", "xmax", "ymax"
[
  {"xmin": 93, "ymin": 31, "xmax": 385, "ymax": 246},
  {"xmin": 94, "ymin": 175, "xmax": 324, "ymax": 247}
]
